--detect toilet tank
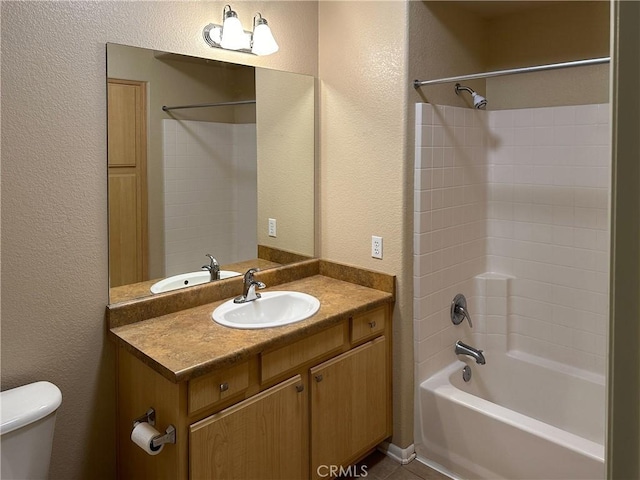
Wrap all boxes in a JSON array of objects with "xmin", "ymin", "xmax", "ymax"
[{"xmin": 1, "ymin": 381, "xmax": 62, "ymax": 480}]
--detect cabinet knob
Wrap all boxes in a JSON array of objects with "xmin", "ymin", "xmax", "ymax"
[
  {"xmin": 368, "ymin": 321, "xmax": 376, "ymax": 328},
  {"xmin": 219, "ymin": 382, "xmax": 229, "ymax": 392},
  {"xmin": 296, "ymin": 384, "xmax": 304, "ymax": 393},
  {"xmin": 315, "ymin": 374, "xmax": 323, "ymax": 383}
]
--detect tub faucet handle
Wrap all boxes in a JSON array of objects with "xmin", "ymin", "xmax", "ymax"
[{"xmin": 451, "ymin": 293, "xmax": 472, "ymax": 328}]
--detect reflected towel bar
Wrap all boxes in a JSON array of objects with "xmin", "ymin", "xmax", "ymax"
[
  {"xmin": 162, "ymin": 100, "xmax": 256, "ymax": 111},
  {"xmin": 414, "ymin": 57, "xmax": 610, "ymax": 88}
]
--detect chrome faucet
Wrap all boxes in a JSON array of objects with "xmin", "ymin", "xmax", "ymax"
[
  {"xmin": 202, "ymin": 254, "xmax": 220, "ymax": 281},
  {"xmin": 454, "ymin": 340, "xmax": 486, "ymax": 365},
  {"xmin": 234, "ymin": 268, "xmax": 266, "ymax": 304}
]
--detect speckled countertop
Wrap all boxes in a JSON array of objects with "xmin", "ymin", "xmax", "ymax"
[{"xmin": 110, "ymin": 271, "xmax": 394, "ymax": 383}]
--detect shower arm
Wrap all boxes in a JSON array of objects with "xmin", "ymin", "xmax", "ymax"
[{"xmin": 454, "ymin": 84, "xmax": 474, "ymax": 96}]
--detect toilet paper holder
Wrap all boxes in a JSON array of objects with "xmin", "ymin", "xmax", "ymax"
[{"xmin": 132, "ymin": 408, "xmax": 176, "ymax": 449}]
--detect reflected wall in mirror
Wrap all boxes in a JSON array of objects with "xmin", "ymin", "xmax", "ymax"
[{"xmin": 107, "ymin": 44, "xmax": 315, "ymax": 304}]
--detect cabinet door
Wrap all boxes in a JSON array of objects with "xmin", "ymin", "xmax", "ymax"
[
  {"xmin": 310, "ymin": 336, "xmax": 389, "ymax": 477},
  {"xmin": 189, "ymin": 375, "xmax": 307, "ymax": 480}
]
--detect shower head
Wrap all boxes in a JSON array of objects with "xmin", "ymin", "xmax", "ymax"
[{"xmin": 455, "ymin": 83, "xmax": 487, "ymax": 110}]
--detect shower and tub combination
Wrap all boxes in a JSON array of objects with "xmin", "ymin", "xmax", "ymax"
[{"xmin": 413, "ymin": 58, "xmax": 610, "ymax": 479}]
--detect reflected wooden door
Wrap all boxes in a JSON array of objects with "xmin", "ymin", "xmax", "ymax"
[{"xmin": 108, "ymin": 79, "xmax": 148, "ymax": 287}]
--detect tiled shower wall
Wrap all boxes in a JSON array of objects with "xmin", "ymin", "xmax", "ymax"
[
  {"xmin": 163, "ymin": 120, "xmax": 257, "ymax": 276},
  {"xmin": 414, "ymin": 103, "xmax": 610, "ymax": 379},
  {"xmin": 413, "ymin": 104, "xmax": 488, "ymax": 381},
  {"xmin": 487, "ymin": 105, "xmax": 610, "ymax": 374}
]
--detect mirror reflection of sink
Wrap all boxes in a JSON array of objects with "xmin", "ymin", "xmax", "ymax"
[
  {"xmin": 150, "ymin": 270, "xmax": 241, "ymax": 294},
  {"xmin": 212, "ymin": 291, "xmax": 320, "ymax": 329}
]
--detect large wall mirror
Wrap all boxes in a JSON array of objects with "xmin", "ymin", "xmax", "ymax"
[{"xmin": 107, "ymin": 43, "xmax": 315, "ymax": 304}]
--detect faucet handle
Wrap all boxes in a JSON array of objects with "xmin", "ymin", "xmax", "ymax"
[
  {"xmin": 451, "ymin": 293, "xmax": 473, "ymax": 328},
  {"xmin": 205, "ymin": 254, "xmax": 219, "ymax": 268},
  {"xmin": 244, "ymin": 268, "xmax": 259, "ymax": 282}
]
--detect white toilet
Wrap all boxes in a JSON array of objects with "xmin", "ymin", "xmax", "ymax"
[{"xmin": 1, "ymin": 381, "xmax": 62, "ymax": 479}]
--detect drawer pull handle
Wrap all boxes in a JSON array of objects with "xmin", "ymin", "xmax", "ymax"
[
  {"xmin": 368, "ymin": 321, "xmax": 377, "ymax": 328},
  {"xmin": 219, "ymin": 382, "xmax": 229, "ymax": 392},
  {"xmin": 296, "ymin": 384, "xmax": 304, "ymax": 393},
  {"xmin": 315, "ymin": 374, "xmax": 323, "ymax": 383}
]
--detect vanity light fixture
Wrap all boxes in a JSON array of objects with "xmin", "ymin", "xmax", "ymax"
[{"xmin": 203, "ymin": 5, "xmax": 279, "ymax": 56}]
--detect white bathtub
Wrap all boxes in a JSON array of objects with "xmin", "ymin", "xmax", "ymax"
[{"xmin": 417, "ymin": 352, "xmax": 605, "ymax": 479}]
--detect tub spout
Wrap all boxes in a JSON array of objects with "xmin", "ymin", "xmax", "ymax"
[{"xmin": 455, "ymin": 340, "xmax": 486, "ymax": 365}]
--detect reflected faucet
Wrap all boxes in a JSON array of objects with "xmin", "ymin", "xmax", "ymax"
[
  {"xmin": 234, "ymin": 268, "xmax": 266, "ymax": 304},
  {"xmin": 454, "ymin": 340, "xmax": 486, "ymax": 365},
  {"xmin": 202, "ymin": 254, "xmax": 220, "ymax": 281}
]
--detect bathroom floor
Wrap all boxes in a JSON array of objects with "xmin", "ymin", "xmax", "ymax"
[{"xmin": 339, "ymin": 450, "xmax": 450, "ymax": 480}]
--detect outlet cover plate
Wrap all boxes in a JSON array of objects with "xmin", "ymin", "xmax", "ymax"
[{"xmin": 372, "ymin": 235, "xmax": 383, "ymax": 259}]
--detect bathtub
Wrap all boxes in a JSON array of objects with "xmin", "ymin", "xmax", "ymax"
[{"xmin": 417, "ymin": 352, "xmax": 605, "ymax": 479}]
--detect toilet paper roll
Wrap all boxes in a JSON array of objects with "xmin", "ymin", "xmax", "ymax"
[{"xmin": 131, "ymin": 422, "xmax": 164, "ymax": 456}]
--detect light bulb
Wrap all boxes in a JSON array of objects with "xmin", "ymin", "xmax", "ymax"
[
  {"xmin": 221, "ymin": 11, "xmax": 246, "ymax": 50},
  {"xmin": 251, "ymin": 17, "xmax": 278, "ymax": 56}
]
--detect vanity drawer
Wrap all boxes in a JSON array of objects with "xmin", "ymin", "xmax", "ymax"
[
  {"xmin": 188, "ymin": 361, "xmax": 249, "ymax": 414},
  {"xmin": 261, "ymin": 323, "xmax": 347, "ymax": 383},
  {"xmin": 351, "ymin": 307, "xmax": 386, "ymax": 344}
]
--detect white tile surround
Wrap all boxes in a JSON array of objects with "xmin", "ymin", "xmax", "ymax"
[
  {"xmin": 163, "ymin": 120, "xmax": 257, "ymax": 276},
  {"xmin": 414, "ymin": 103, "xmax": 610, "ymax": 380}
]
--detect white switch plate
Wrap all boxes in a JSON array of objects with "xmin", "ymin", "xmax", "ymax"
[
  {"xmin": 268, "ymin": 218, "xmax": 277, "ymax": 237},
  {"xmin": 371, "ymin": 235, "xmax": 383, "ymax": 259}
]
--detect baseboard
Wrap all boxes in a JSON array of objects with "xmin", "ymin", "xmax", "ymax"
[
  {"xmin": 377, "ymin": 441, "xmax": 417, "ymax": 465},
  {"xmin": 414, "ymin": 456, "xmax": 462, "ymax": 480}
]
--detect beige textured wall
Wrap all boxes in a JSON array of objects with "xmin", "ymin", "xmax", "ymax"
[
  {"xmin": 256, "ymin": 68, "xmax": 315, "ymax": 256},
  {"xmin": 0, "ymin": 1, "xmax": 317, "ymax": 478},
  {"xmin": 107, "ymin": 44, "xmax": 256, "ymax": 280},
  {"xmin": 486, "ymin": 1, "xmax": 610, "ymax": 109},
  {"xmin": 318, "ymin": 1, "xmax": 413, "ymax": 448}
]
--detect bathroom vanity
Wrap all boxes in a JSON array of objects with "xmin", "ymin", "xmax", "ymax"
[{"xmin": 108, "ymin": 260, "xmax": 394, "ymax": 479}]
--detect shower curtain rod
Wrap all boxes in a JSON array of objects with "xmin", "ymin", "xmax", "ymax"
[
  {"xmin": 162, "ymin": 100, "xmax": 256, "ymax": 111},
  {"xmin": 413, "ymin": 57, "xmax": 610, "ymax": 88}
]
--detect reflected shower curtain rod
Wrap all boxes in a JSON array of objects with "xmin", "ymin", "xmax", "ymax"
[
  {"xmin": 162, "ymin": 100, "xmax": 256, "ymax": 111},
  {"xmin": 413, "ymin": 57, "xmax": 610, "ymax": 88}
]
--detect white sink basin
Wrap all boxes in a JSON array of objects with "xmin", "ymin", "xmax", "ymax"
[
  {"xmin": 150, "ymin": 270, "xmax": 241, "ymax": 294},
  {"xmin": 212, "ymin": 291, "xmax": 320, "ymax": 329}
]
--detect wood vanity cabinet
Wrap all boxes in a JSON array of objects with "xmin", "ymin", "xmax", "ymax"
[{"xmin": 116, "ymin": 304, "xmax": 391, "ymax": 480}]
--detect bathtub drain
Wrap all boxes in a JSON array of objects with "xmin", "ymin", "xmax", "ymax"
[{"xmin": 462, "ymin": 366, "xmax": 472, "ymax": 382}]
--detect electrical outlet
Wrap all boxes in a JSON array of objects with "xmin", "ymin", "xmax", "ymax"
[
  {"xmin": 371, "ymin": 235, "xmax": 383, "ymax": 259},
  {"xmin": 268, "ymin": 218, "xmax": 277, "ymax": 237}
]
